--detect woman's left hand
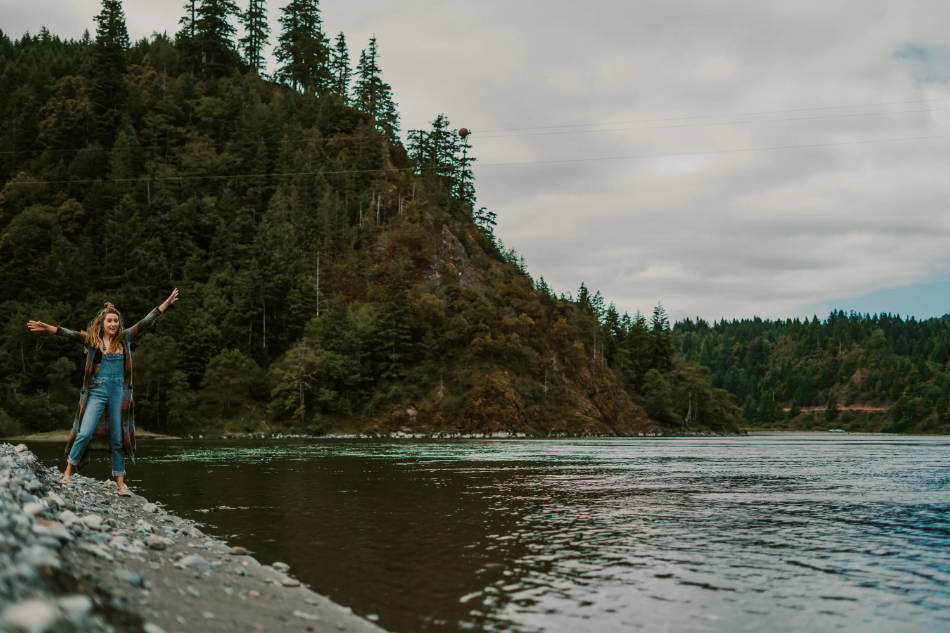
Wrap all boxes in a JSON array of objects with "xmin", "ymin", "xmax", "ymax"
[{"xmin": 160, "ymin": 288, "xmax": 180, "ymax": 313}]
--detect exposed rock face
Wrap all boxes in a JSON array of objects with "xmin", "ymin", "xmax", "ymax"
[{"xmin": 0, "ymin": 443, "xmax": 390, "ymax": 633}]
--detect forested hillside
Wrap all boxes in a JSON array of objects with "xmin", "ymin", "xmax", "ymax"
[
  {"xmin": 675, "ymin": 311, "xmax": 950, "ymax": 433},
  {"xmin": 0, "ymin": 1, "xmax": 742, "ymax": 437}
]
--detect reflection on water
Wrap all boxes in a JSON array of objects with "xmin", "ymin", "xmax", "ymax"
[{"xmin": 30, "ymin": 434, "xmax": 950, "ymax": 633}]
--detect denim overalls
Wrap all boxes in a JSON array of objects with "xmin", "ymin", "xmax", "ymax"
[{"xmin": 67, "ymin": 351, "xmax": 126, "ymax": 476}]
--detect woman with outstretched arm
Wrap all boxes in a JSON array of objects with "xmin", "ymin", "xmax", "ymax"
[{"xmin": 26, "ymin": 288, "xmax": 180, "ymax": 496}]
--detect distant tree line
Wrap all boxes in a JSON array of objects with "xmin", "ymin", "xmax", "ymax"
[{"xmin": 674, "ymin": 311, "xmax": 950, "ymax": 433}]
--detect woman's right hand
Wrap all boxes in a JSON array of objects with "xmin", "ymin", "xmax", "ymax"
[{"xmin": 26, "ymin": 320, "xmax": 55, "ymax": 334}]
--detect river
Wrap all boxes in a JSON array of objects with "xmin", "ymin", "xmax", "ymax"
[{"xmin": 28, "ymin": 433, "xmax": 950, "ymax": 633}]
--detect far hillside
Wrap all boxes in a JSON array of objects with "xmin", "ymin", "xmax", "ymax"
[{"xmin": 674, "ymin": 311, "xmax": 950, "ymax": 433}]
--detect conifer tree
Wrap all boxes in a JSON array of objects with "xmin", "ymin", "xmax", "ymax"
[
  {"xmin": 329, "ymin": 32, "xmax": 351, "ymax": 99},
  {"xmin": 473, "ymin": 207, "xmax": 497, "ymax": 246},
  {"xmin": 576, "ymin": 282, "xmax": 592, "ymax": 313},
  {"xmin": 193, "ymin": 0, "xmax": 240, "ymax": 74},
  {"xmin": 353, "ymin": 37, "xmax": 399, "ymax": 139},
  {"xmin": 239, "ymin": 0, "xmax": 269, "ymax": 75},
  {"xmin": 650, "ymin": 303, "xmax": 674, "ymax": 372},
  {"xmin": 428, "ymin": 114, "xmax": 457, "ymax": 178},
  {"xmin": 620, "ymin": 311, "xmax": 652, "ymax": 391},
  {"xmin": 274, "ymin": 0, "xmax": 331, "ymax": 93},
  {"xmin": 91, "ymin": 0, "xmax": 130, "ymax": 144},
  {"xmin": 406, "ymin": 129, "xmax": 431, "ymax": 174},
  {"xmin": 178, "ymin": 0, "xmax": 198, "ymax": 41},
  {"xmin": 456, "ymin": 130, "xmax": 476, "ymax": 206}
]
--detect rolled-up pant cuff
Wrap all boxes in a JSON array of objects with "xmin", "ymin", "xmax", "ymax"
[
  {"xmin": 67, "ymin": 457, "xmax": 80, "ymax": 466},
  {"xmin": 112, "ymin": 471, "xmax": 126, "ymax": 477}
]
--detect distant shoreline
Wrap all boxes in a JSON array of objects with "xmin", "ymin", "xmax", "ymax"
[{"xmin": 9, "ymin": 429, "xmax": 938, "ymax": 443}]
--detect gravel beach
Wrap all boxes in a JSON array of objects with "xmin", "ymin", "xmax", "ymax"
[{"xmin": 0, "ymin": 443, "xmax": 390, "ymax": 633}]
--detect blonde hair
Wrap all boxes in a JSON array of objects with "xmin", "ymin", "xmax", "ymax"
[{"xmin": 85, "ymin": 302, "xmax": 125, "ymax": 352}]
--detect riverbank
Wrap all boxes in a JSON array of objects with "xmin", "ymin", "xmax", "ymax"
[
  {"xmin": 3, "ymin": 430, "xmax": 180, "ymax": 442},
  {"xmin": 0, "ymin": 443, "xmax": 389, "ymax": 633}
]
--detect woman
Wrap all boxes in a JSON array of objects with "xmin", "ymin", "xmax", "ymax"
[{"xmin": 26, "ymin": 289, "xmax": 180, "ymax": 496}]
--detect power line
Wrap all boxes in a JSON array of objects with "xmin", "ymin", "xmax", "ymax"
[
  {"xmin": 476, "ymin": 98, "xmax": 945, "ymax": 134},
  {"xmin": 476, "ymin": 107, "xmax": 945, "ymax": 140},
  {"xmin": 476, "ymin": 133, "xmax": 950, "ymax": 168},
  {"xmin": 1, "ymin": 99, "xmax": 944, "ymax": 157},
  {"xmin": 7, "ymin": 133, "xmax": 947, "ymax": 186}
]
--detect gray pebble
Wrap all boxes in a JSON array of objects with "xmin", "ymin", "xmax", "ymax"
[
  {"xmin": 142, "ymin": 502, "xmax": 158, "ymax": 513},
  {"xmin": 57, "ymin": 594, "xmax": 92, "ymax": 620},
  {"xmin": 59, "ymin": 509, "xmax": 79, "ymax": 525},
  {"xmin": 80, "ymin": 514, "xmax": 103, "ymax": 530},
  {"xmin": 22, "ymin": 501, "xmax": 45, "ymax": 516},
  {"xmin": 273, "ymin": 561, "xmax": 290, "ymax": 573},
  {"xmin": 143, "ymin": 623, "xmax": 167, "ymax": 633},
  {"xmin": 15, "ymin": 545, "xmax": 61, "ymax": 569},
  {"xmin": 115, "ymin": 568, "xmax": 146, "ymax": 587},
  {"xmin": 1, "ymin": 598, "xmax": 60, "ymax": 633},
  {"xmin": 78, "ymin": 543, "xmax": 114, "ymax": 562},
  {"xmin": 177, "ymin": 553, "xmax": 212, "ymax": 573},
  {"xmin": 32, "ymin": 520, "xmax": 73, "ymax": 542},
  {"xmin": 228, "ymin": 546, "xmax": 249, "ymax": 555},
  {"xmin": 146, "ymin": 535, "xmax": 172, "ymax": 551},
  {"xmin": 293, "ymin": 610, "xmax": 321, "ymax": 621}
]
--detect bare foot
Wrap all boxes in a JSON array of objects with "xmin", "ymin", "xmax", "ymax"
[
  {"xmin": 117, "ymin": 484, "xmax": 132, "ymax": 497},
  {"xmin": 59, "ymin": 475, "xmax": 71, "ymax": 485}
]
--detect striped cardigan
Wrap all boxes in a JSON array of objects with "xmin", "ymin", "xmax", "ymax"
[{"xmin": 56, "ymin": 307, "xmax": 163, "ymax": 469}]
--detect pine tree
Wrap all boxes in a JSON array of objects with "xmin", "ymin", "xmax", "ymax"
[
  {"xmin": 650, "ymin": 303, "xmax": 674, "ymax": 372},
  {"xmin": 576, "ymin": 282, "xmax": 592, "ymax": 312},
  {"xmin": 178, "ymin": 0, "xmax": 198, "ymax": 41},
  {"xmin": 406, "ymin": 128, "xmax": 431, "ymax": 174},
  {"xmin": 193, "ymin": 0, "xmax": 240, "ymax": 74},
  {"xmin": 353, "ymin": 37, "xmax": 399, "ymax": 140},
  {"xmin": 329, "ymin": 32, "xmax": 351, "ymax": 99},
  {"xmin": 456, "ymin": 130, "xmax": 476, "ymax": 206},
  {"xmin": 91, "ymin": 0, "xmax": 130, "ymax": 144},
  {"xmin": 535, "ymin": 276, "xmax": 552, "ymax": 295},
  {"xmin": 473, "ymin": 207, "xmax": 497, "ymax": 244},
  {"xmin": 239, "ymin": 0, "xmax": 269, "ymax": 75},
  {"xmin": 274, "ymin": 0, "xmax": 331, "ymax": 93},
  {"xmin": 428, "ymin": 114, "xmax": 457, "ymax": 178}
]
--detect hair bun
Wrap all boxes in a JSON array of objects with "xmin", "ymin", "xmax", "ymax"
[{"xmin": 103, "ymin": 302, "xmax": 115, "ymax": 309}]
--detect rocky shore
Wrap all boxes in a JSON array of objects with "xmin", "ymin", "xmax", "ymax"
[{"xmin": 0, "ymin": 443, "xmax": 389, "ymax": 633}]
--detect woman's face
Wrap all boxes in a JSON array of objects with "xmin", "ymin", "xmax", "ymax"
[{"xmin": 103, "ymin": 313, "xmax": 120, "ymax": 337}]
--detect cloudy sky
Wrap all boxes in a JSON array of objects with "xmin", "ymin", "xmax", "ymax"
[{"xmin": 4, "ymin": 0, "xmax": 949, "ymax": 321}]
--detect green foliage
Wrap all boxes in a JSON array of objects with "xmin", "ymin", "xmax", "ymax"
[
  {"xmin": 675, "ymin": 311, "xmax": 950, "ymax": 433},
  {"xmin": 328, "ymin": 32, "xmax": 351, "ymax": 98},
  {"xmin": 239, "ymin": 0, "xmax": 269, "ymax": 75},
  {"xmin": 275, "ymin": 0, "xmax": 331, "ymax": 93},
  {"xmin": 353, "ymin": 37, "xmax": 398, "ymax": 140},
  {"xmin": 92, "ymin": 0, "xmax": 130, "ymax": 142},
  {"xmin": 200, "ymin": 348, "xmax": 266, "ymax": 418}
]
